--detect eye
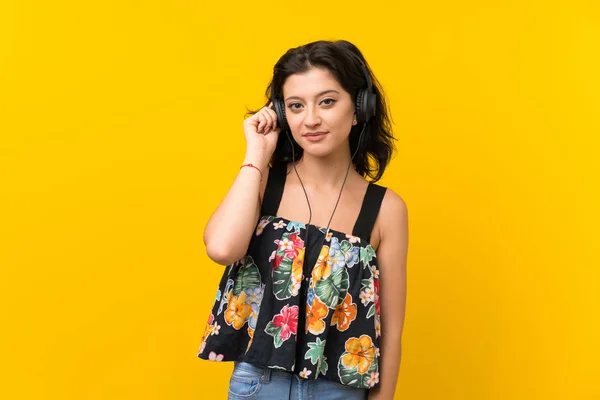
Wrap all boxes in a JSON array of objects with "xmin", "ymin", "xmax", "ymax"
[
  {"xmin": 287, "ymin": 102, "xmax": 302, "ymax": 110},
  {"xmin": 321, "ymin": 98, "xmax": 337, "ymax": 106}
]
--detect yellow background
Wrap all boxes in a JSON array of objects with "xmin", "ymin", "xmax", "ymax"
[{"xmin": 1, "ymin": 0, "xmax": 598, "ymax": 399}]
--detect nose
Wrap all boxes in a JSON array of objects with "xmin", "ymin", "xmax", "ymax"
[{"xmin": 303, "ymin": 105, "xmax": 321, "ymax": 128}]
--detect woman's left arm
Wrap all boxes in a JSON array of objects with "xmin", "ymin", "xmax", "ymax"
[{"xmin": 369, "ymin": 190, "xmax": 409, "ymax": 400}]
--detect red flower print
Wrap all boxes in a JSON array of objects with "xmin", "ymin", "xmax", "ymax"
[
  {"xmin": 274, "ymin": 232, "xmax": 305, "ymax": 259},
  {"xmin": 272, "ymin": 304, "xmax": 299, "ymax": 341},
  {"xmin": 288, "ymin": 231, "xmax": 304, "ymax": 247},
  {"xmin": 272, "ymin": 253, "xmax": 284, "ymax": 270},
  {"xmin": 374, "ymin": 278, "xmax": 380, "ymax": 316}
]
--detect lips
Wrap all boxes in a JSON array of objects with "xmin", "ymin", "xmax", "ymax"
[
  {"xmin": 303, "ymin": 131, "xmax": 328, "ymax": 141},
  {"xmin": 304, "ymin": 131, "xmax": 328, "ymax": 136}
]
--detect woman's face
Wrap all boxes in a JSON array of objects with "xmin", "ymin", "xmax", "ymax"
[{"xmin": 282, "ymin": 67, "xmax": 358, "ymax": 158}]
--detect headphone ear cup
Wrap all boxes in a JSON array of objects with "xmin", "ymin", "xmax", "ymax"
[
  {"xmin": 355, "ymin": 89, "xmax": 365, "ymax": 123},
  {"xmin": 366, "ymin": 88, "xmax": 377, "ymax": 121},
  {"xmin": 273, "ymin": 100, "xmax": 289, "ymax": 132},
  {"xmin": 356, "ymin": 89, "xmax": 376, "ymax": 123},
  {"xmin": 356, "ymin": 89, "xmax": 377, "ymax": 123},
  {"xmin": 365, "ymin": 88, "xmax": 377, "ymax": 120}
]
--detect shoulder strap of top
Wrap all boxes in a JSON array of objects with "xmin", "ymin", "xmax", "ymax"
[
  {"xmin": 352, "ymin": 183, "xmax": 388, "ymax": 242},
  {"xmin": 260, "ymin": 163, "xmax": 287, "ymax": 217}
]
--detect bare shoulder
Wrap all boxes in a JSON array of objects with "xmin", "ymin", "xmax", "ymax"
[
  {"xmin": 380, "ymin": 188, "xmax": 408, "ymax": 226},
  {"xmin": 372, "ymin": 187, "xmax": 408, "ymax": 250}
]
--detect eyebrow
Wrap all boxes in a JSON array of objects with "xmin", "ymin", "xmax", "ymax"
[{"xmin": 285, "ymin": 90, "xmax": 340, "ymax": 102}]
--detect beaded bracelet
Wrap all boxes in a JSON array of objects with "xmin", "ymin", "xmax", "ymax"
[{"xmin": 240, "ymin": 163, "xmax": 263, "ymax": 181}]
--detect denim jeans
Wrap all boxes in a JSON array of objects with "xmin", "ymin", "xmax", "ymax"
[{"xmin": 228, "ymin": 361, "xmax": 368, "ymax": 400}]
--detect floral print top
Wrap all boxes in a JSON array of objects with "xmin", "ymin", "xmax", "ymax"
[{"xmin": 197, "ymin": 164, "xmax": 387, "ymax": 389}]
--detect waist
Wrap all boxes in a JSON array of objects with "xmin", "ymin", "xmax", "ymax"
[{"xmin": 233, "ymin": 360, "xmax": 294, "ymax": 378}]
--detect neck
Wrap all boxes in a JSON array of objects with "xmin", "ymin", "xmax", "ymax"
[{"xmin": 293, "ymin": 148, "xmax": 355, "ymax": 188}]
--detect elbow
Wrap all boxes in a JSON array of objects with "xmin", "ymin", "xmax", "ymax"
[{"xmin": 205, "ymin": 241, "xmax": 245, "ymax": 266}]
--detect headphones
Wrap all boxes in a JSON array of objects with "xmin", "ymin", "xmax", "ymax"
[
  {"xmin": 272, "ymin": 56, "xmax": 377, "ymax": 133},
  {"xmin": 269, "ymin": 54, "xmax": 378, "ymax": 261}
]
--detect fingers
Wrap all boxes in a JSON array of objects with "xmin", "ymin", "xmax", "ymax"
[
  {"xmin": 265, "ymin": 107, "xmax": 278, "ymax": 134},
  {"xmin": 257, "ymin": 113, "xmax": 268, "ymax": 133},
  {"xmin": 247, "ymin": 102, "xmax": 279, "ymax": 135},
  {"xmin": 261, "ymin": 107, "xmax": 274, "ymax": 133},
  {"xmin": 257, "ymin": 105, "xmax": 278, "ymax": 134}
]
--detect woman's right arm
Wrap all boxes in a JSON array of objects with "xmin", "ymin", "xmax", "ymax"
[{"xmin": 203, "ymin": 104, "xmax": 281, "ymax": 266}]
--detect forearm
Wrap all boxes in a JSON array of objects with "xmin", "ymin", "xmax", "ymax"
[
  {"xmin": 203, "ymin": 157, "xmax": 265, "ymax": 265},
  {"xmin": 369, "ymin": 332, "xmax": 402, "ymax": 400}
]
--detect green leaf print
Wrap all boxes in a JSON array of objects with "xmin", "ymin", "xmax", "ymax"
[
  {"xmin": 264, "ymin": 322, "xmax": 284, "ymax": 348},
  {"xmin": 305, "ymin": 338, "xmax": 328, "ymax": 377},
  {"xmin": 366, "ymin": 304, "xmax": 375, "ymax": 319},
  {"xmin": 318, "ymin": 355, "xmax": 328, "ymax": 376},
  {"xmin": 361, "ymin": 279, "xmax": 372, "ymax": 290},
  {"xmin": 273, "ymin": 257, "xmax": 293, "ymax": 300},
  {"xmin": 337, "ymin": 353, "xmax": 378, "ymax": 388},
  {"xmin": 360, "ymin": 246, "xmax": 376, "ymax": 266},
  {"xmin": 232, "ymin": 256, "xmax": 262, "ymax": 297},
  {"xmin": 315, "ymin": 267, "xmax": 349, "ymax": 308},
  {"xmin": 305, "ymin": 338, "xmax": 326, "ymax": 364},
  {"xmin": 340, "ymin": 240, "xmax": 352, "ymax": 253}
]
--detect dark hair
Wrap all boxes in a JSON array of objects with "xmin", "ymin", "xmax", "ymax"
[{"xmin": 246, "ymin": 40, "xmax": 396, "ymax": 182}]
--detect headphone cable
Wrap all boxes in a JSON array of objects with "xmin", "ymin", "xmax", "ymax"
[
  {"xmin": 286, "ymin": 123, "xmax": 366, "ymax": 257},
  {"xmin": 283, "ymin": 124, "xmax": 366, "ymax": 399}
]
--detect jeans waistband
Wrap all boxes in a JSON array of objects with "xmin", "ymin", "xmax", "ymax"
[{"xmin": 233, "ymin": 361, "xmax": 294, "ymax": 383}]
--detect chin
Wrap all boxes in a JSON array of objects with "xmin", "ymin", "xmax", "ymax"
[
  {"xmin": 302, "ymin": 149, "xmax": 330, "ymax": 159},
  {"xmin": 299, "ymin": 144, "xmax": 339, "ymax": 159},
  {"xmin": 293, "ymin": 132, "xmax": 349, "ymax": 158}
]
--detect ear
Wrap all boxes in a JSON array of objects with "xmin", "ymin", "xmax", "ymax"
[{"xmin": 352, "ymin": 113, "xmax": 358, "ymax": 126}]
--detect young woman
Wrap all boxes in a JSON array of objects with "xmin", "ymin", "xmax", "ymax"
[{"xmin": 197, "ymin": 40, "xmax": 408, "ymax": 400}]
